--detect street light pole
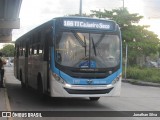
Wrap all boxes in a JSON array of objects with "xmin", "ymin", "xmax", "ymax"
[
  {"xmin": 79, "ymin": 0, "xmax": 82, "ymax": 16},
  {"xmin": 125, "ymin": 43, "xmax": 128, "ymax": 80},
  {"xmin": 122, "ymin": 0, "xmax": 124, "ymax": 9}
]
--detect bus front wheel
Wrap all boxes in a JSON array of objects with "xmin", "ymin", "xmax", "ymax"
[{"xmin": 89, "ymin": 97, "xmax": 100, "ymax": 101}]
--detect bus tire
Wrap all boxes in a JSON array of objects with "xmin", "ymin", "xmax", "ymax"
[{"xmin": 89, "ymin": 97, "xmax": 100, "ymax": 101}]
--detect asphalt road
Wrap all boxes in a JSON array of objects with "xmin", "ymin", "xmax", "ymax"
[{"xmin": 4, "ymin": 67, "xmax": 160, "ymax": 120}]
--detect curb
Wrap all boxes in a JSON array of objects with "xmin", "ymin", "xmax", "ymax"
[
  {"xmin": 4, "ymin": 73, "xmax": 13, "ymax": 120},
  {"xmin": 122, "ymin": 79, "xmax": 160, "ymax": 87}
]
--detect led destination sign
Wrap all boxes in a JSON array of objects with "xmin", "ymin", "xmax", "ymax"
[{"xmin": 63, "ymin": 19, "xmax": 115, "ymax": 30}]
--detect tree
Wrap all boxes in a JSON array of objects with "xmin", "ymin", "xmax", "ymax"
[
  {"xmin": 91, "ymin": 8, "xmax": 143, "ymax": 28},
  {"xmin": 90, "ymin": 8, "xmax": 160, "ymax": 66},
  {"xmin": 0, "ymin": 44, "xmax": 15, "ymax": 57}
]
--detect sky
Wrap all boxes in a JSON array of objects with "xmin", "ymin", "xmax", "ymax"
[{"xmin": 12, "ymin": 0, "xmax": 160, "ymax": 41}]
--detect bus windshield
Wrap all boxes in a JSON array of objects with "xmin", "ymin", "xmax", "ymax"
[{"xmin": 55, "ymin": 31, "xmax": 120, "ymax": 69}]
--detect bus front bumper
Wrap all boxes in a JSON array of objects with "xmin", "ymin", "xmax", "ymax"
[{"xmin": 49, "ymin": 74, "xmax": 121, "ymax": 97}]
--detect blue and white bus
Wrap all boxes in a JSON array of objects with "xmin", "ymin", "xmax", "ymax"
[{"xmin": 14, "ymin": 17, "xmax": 122, "ymax": 101}]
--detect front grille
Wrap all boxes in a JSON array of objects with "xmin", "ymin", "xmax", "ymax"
[{"xmin": 64, "ymin": 87, "xmax": 113, "ymax": 94}]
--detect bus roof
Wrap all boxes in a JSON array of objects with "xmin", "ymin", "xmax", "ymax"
[
  {"xmin": 53, "ymin": 16, "xmax": 115, "ymax": 22},
  {"xmin": 16, "ymin": 16, "xmax": 119, "ymax": 42}
]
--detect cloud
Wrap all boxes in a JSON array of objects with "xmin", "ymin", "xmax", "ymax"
[
  {"xmin": 12, "ymin": 0, "xmax": 160, "ymax": 41},
  {"xmin": 41, "ymin": 1, "xmax": 63, "ymax": 15},
  {"xmin": 58, "ymin": 0, "xmax": 122, "ymax": 15},
  {"xmin": 143, "ymin": 0, "xmax": 160, "ymax": 18}
]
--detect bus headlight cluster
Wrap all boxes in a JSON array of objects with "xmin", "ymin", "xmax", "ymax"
[
  {"xmin": 52, "ymin": 73, "xmax": 72, "ymax": 88},
  {"xmin": 52, "ymin": 73, "xmax": 65, "ymax": 84},
  {"xmin": 112, "ymin": 74, "xmax": 122, "ymax": 85}
]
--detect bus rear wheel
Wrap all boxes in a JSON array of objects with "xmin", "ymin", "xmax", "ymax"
[{"xmin": 89, "ymin": 97, "xmax": 100, "ymax": 101}]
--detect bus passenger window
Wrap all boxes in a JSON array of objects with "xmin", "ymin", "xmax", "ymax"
[
  {"xmin": 16, "ymin": 46, "xmax": 19, "ymax": 57},
  {"xmin": 20, "ymin": 48, "xmax": 23, "ymax": 56},
  {"xmin": 34, "ymin": 49, "xmax": 37, "ymax": 55},
  {"xmin": 56, "ymin": 52, "xmax": 62, "ymax": 63},
  {"xmin": 29, "ymin": 47, "xmax": 32, "ymax": 55},
  {"xmin": 38, "ymin": 44, "xmax": 43, "ymax": 54},
  {"xmin": 23, "ymin": 48, "xmax": 25, "ymax": 56},
  {"xmin": 39, "ymin": 50, "xmax": 43, "ymax": 54},
  {"xmin": 31, "ymin": 47, "xmax": 34, "ymax": 55}
]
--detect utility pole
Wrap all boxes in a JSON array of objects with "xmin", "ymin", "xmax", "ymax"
[
  {"xmin": 125, "ymin": 44, "xmax": 128, "ymax": 80},
  {"xmin": 122, "ymin": 0, "xmax": 128, "ymax": 80},
  {"xmin": 122, "ymin": 0, "xmax": 124, "ymax": 10},
  {"xmin": 79, "ymin": 0, "xmax": 82, "ymax": 16}
]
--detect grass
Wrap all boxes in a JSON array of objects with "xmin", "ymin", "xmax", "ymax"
[{"xmin": 123, "ymin": 66, "xmax": 160, "ymax": 83}]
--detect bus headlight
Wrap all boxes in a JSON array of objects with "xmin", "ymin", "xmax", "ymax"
[
  {"xmin": 65, "ymin": 83, "xmax": 72, "ymax": 88},
  {"xmin": 52, "ymin": 73, "xmax": 65, "ymax": 84},
  {"xmin": 52, "ymin": 73, "xmax": 72, "ymax": 88},
  {"xmin": 112, "ymin": 74, "xmax": 122, "ymax": 85}
]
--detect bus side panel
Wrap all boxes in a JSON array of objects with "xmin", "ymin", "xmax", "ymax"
[
  {"xmin": 28, "ymin": 55, "xmax": 40, "ymax": 89},
  {"xmin": 28, "ymin": 55, "xmax": 32, "ymax": 87},
  {"xmin": 25, "ymin": 58, "xmax": 28, "ymax": 85},
  {"xmin": 42, "ymin": 61, "xmax": 48, "ymax": 92},
  {"xmin": 14, "ymin": 56, "xmax": 19, "ymax": 79},
  {"xmin": 27, "ymin": 55, "xmax": 48, "ymax": 92},
  {"xmin": 14, "ymin": 45, "xmax": 19, "ymax": 79}
]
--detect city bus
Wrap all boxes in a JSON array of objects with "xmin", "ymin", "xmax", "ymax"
[{"xmin": 14, "ymin": 17, "xmax": 122, "ymax": 101}]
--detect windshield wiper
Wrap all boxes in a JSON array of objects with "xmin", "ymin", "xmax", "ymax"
[
  {"xmin": 92, "ymin": 37, "xmax": 97, "ymax": 56},
  {"xmin": 84, "ymin": 36, "xmax": 87, "ymax": 56}
]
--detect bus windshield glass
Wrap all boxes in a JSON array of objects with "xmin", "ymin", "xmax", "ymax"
[{"xmin": 55, "ymin": 31, "xmax": 120, "ymax": 69}]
